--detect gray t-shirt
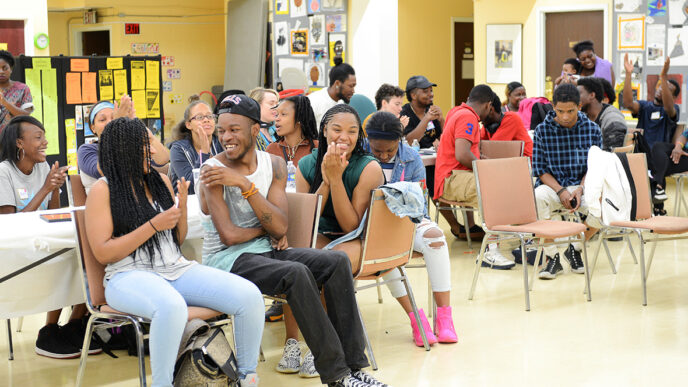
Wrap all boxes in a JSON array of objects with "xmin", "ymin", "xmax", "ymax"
[{"xmin": 0, "ymin": 160, "xmax": 51, "ymax": 211}]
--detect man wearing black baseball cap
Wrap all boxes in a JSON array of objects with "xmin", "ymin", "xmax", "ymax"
[
  {"xmin": 199, "ymin": 94, "xmax": 388, "ymax": 387},
  {"xmin": 400, "ymin": 75, "xmax": 443, "ymax": 197}
]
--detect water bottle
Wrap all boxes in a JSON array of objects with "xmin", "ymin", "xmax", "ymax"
[
  {"xmin": 411, "ymin": 139, "xmax": 421, "ymax": 152},
  {"xmin": 286, "ymin": 161, "xmax": 296, "ymax": 192}
]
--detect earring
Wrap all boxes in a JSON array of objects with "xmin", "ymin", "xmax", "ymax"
[{"xmin": 16, "ymin": 148, "xmax": 25, "ymax": 161}]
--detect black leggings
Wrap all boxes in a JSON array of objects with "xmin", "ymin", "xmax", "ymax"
[{"xmin": 650, "ymin": 142, "xmax": 688, "ymax": 188}]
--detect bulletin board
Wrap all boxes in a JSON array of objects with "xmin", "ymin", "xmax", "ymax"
[
  {"xmin": 271, "ymin": 0, "xmax": 348, "ymax": 92},
  {"xmin": 11, "ymin": 55, "xmax": 164, "ymax": 177},
  {"xmin": 612, "ymin": 0, "xmax": 686, "ymax": 121}
]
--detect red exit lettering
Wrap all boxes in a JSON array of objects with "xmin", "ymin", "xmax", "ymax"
[{"xmin": 125, "ymin": 24, "xmax": 140, "ymax": 35}]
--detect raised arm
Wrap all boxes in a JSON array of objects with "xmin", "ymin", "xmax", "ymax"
[
  {"xmin": 622, "ymin": 53, "xmax": 641, "ymax": 115},
  {"xmin": 659, "ymin": 57, "xmax": 677, "ymax": 120}
]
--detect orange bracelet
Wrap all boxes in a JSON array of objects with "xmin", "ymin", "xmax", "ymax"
[{"xmin": 241, "ymin": 183, "xmax": 258, "ymax": 199}]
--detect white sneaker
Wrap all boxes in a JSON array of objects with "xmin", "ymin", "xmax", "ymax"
[
  {"xmin": 479, "ymin": 246, "xmax": 516, "ymax": 270},
  {"xmin": 240, "ymin": 372, "xmax": 259, "ymax": 387},
  {"xmin": 298, "ymin": 350, "xmax": 319, "ymax": 378},
  {"xmin": 276, "ymin": 338, "xmax": 301, "ymax": 373}
]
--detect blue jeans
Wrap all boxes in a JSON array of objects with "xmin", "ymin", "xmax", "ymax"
[{"xmin": 105, "ymin": 264, "xmax": 264, "ymax": 387}]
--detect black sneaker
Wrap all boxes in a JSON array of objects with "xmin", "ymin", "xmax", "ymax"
[
  {"xmin": 512, "ymin": 246, "xmax": 538, "ymax": 265},
  {"xmin": 653, "ymin": 187, "xmax": 668, "ymax": 202},
  {"xmin": 265, "ymin": 301, "xmax": 284, "ymax": 322},
  {"xmin": 563, "ymin": 244, "xmax": 585, "ymax": 274},
  {"xmin": 61, "ymin": 318, "xmax": 102, "ymax": 355},
  {"xmin": 35, "ymin": 323, "xmax": 81, "ymax": 359},
  {"xmin": 538, "ymin": 254, "xmax": 563, "ymax": 280}
]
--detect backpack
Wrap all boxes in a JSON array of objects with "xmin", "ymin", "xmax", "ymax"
[
  {"xmin": 517, "ymin": 97, "xmax": 551, "ymax": 130},
  {"xmin": 173, "ymin": 318, "xmax": 239, "ymax": 387}
]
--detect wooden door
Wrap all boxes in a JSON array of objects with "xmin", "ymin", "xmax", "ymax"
[
  {"xmin": 0, "ymin": 20, "xmax": 25, "ymax": 55},
  {"xmin": 545, "ymin": 11, "xmax": 604, "ymax": 83},
  {"xmin": 454, "ymin": 22, "xmax": 474, "ymax": 106}
]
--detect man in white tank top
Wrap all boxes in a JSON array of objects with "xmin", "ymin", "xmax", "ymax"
[{"xmin": 199, "ymin": 95, "xmax": 388, "ymax": 387}]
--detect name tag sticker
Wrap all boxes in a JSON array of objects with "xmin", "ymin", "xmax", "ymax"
[
  {"xmin": 651, "ymin": 111, "xmax": 661, "ymax": 120},
  {"xmin": 426, "ymin": 121, "xmax": 435, "ymax": 131},
  {"xmin": 17, "ymin": 188, "xmax": 28, "ymax": 200}
]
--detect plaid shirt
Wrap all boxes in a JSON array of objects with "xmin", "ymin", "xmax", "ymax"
[{"xmin": 532, "ymin": 111, "xmax": 602, "ymax": 187}]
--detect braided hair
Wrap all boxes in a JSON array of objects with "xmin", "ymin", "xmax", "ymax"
[
  {"xmin": 308, "ymin": 104, "xmax": 366, "ymax": 193},
  {"xmin": 99, "ymin": 117, "xmax": 179, "ymax": 264},
  {"xmin": 279, "ymin": 95, "xmax": 318, "ymax": 143}
]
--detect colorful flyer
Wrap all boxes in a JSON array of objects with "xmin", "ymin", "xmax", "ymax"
[
  {"xmin": 98, "ymin": 70, "xmax": 114, "ymax": 101},
  {"xmin": 25, "ymin": 69, "xmax": 43, "ymax": 123},
  {"xmin": 113, "ymin": 69, "xmax": 128, "ymax": 100},
  {"xmin": 82, "ymin": 72, "xmax": 97, "ymax": 103},
  {"xmin": 328, "ymin": 33, "xmax": 346, "ymax": 66},
  {"xmin": 146, "ymin": 90, "xmax": 161, "ymax": 118},
  {"xmin": 65, "ymin": 72, "xmax": 82, "ymax": 105},
  {"xmin": 132, "ymin": 90, "xmax": 147, "ymax": 119},
  {"xmin": 70, "ymin": 58, "xmax": 89, "ymax": 72},
  {"xmin": 146, "ymin": 60, "xmax": 160, "ymax": 90},
  {"xmin": 131, "ymin": 61, "xmax": 146, "ymax": 90},
  {"xmin": 75, "ymin": 105, "xmax": 83, "ymax": 130},
  {"xmin": 276, "ymin": 0, "xmax": 289, "ymax": 15},
  {"xmin": 291, "ymin": 29, "xmax": 309, "ymax": 56},
  {"xmin": 161, "ymin": 56, "xmax": 175, "ymax": 66},
  {"xmin": 32, "ymin": 57, "xmax": 52, "ymax": 70},
  {"xmin": 106, "ymin": 57, "xmax": 123, "ymax": 69},
  {"xmin": 41, "ymin": 69, "xmax": 59, "ymax": 155}
]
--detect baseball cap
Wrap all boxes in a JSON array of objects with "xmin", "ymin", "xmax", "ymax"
[
  {"xmin": 405, "ymin": 75, "xmax": 437, "ymax": 92},
  {"xmin": 217, "ymin": 94, "xmax": 264, "ymax": 124}
]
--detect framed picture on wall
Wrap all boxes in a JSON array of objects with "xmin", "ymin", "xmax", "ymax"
[{"xmin": 486, "ymin": 24, "xmax": 522, "ymax": 84}]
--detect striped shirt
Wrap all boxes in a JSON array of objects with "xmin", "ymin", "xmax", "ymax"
[{"xmin": 532, "ymin": 110, "xmax": 602, "ymax": 187}]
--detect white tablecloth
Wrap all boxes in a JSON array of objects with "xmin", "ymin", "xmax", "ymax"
[{"xmin": 0, "ymin": 199, "xmax": 205, "ymax": 319}]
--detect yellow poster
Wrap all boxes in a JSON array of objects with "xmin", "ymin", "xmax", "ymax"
[
  {"xmin": 24, "ymin": 69, "xmax": 43, "ymax": 122},
  {"xmin": 145, "ymin": 60, "xmax": 160, "ymax": 90},
  {"xmin": 146, "ymin": 90, "xmax": 160, "ymax": 118},
  {"xmin": 131, "ymin": 61, "xmax": 145, "ymax": 90},
  {"xmin": 0, "ymin": 43, "xmax": 7, "ymax": 50},
  {"xmin": 132, "ymin": 90, "xmax": 147, "ymax": 119},
  {"xmin": 41, "ymin": 69, "xmax": 59, "ymax": 155},
  {"xmin": 106, "ymin": 57, "xmax": 123, "ymax": 69},
  {"xmin": 113, "ymin": 69, "xmax": 128, "ymax": 100},
  {"xmin": 32, "ymin": 57, "xmax": 52, "ymax": 70},
  {"xmin": 98, "ymin": 70, "xmax": 114, "ymax": 101},
  {"xmin": 65, "ymin": 119, "xmax": 78, "ymax": 175}
]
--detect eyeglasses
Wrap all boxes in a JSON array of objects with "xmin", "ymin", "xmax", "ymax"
[{"xmin": 189, "ymin": 114, "xmax": 216, "ymax": 122}]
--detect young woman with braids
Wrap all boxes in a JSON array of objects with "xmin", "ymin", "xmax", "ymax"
[
  {"xmin": 0, "ymin": 115, "xmax": 98, "ymax": 359},
  {"xmin": 365, "ymin": 111, "xmax": 457, "ymax": 346},
  {"xmin": 168, "ymin": 98, "xmax": 222, "ymax": 194},
  {"xmin": 296, "ymin": 104, "xmax": 384, "ymax": 270},
  {"xmin": 77, "ymin": 95, "xmax": 169, "ymax": 193},
  {"xmin": 266, "ymin": 95, "xmax": 319, "ymax": 166},
  {"xmin": 85, "ymin": 117, "xmax": 263, "ymax": 387}
]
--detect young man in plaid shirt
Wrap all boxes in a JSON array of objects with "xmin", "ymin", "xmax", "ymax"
[{"xmin": 532, "ymin": 83, "xmax": 602, "ymax": 279}]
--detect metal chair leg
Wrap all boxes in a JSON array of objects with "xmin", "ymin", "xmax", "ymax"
[
  {"xmin": 259, "ymin": 346, "xmax": 266, "ymax": 362},
  {"xmin": 357, "ymin": 306, "xmax": 377, "ymax": 370},
  {"xmin": 591, "ymin": 229, "xmax": 606, "ymax": 280},
  {"xmin": 520, "ymin": 237, "xmax": 531, "ymax": 311},
  {"xmin": 529, "ymin": 238, "xmax": 545, "ymax": 291},
  {"xmin": 461, "ymin": 209, "xmax": 472, "ymax": 249},
  {"xmin": 636, "ymin": 230, "xmax": 648, "ymax": 306},
  {"xmin": 16, "ymin": 317, "xmax": 23, "ymax": 332},
  {"xmin": 75, "ymin": 316, "xmax": 96, "ymax": 387},
  {"xmin": 399, "ymin": 267, "xmax": 430, "ymax": 351},
  {"xmin": 7, "ymin": 319, "xmax": 13, "ymax": 361},
  {"xmin": 468, "ymin": 235, "xmax": 490, "ymax": 300},
  {"xmin": 375, "ymin": 278, "xmax": 383, "ymax": 304},
  {"xmin": 645, "ymin": 239, "xmax": 659, "ymax": 279},
  {"xmin": 133, "ymin": 320, "xmax": 148, "ymax": 386},
  {"xmin": 427, "ymin": 276, "xmax": 433, "ymax": 317},
  {"xmin": 581, "ymin": 233, "xmax": 592, "ymax": 301},
  {"xmin": 602, "ymin": 238, "xmax": 617, "ymax": 274},
  {"xmin": 624, "ymin": 233, "xmax": 638, "ymax": 264}
]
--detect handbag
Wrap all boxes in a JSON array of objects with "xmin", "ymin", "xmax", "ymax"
[{"xmin": 173, "ymin": 318, "xmax": 239, "ymax": 387}]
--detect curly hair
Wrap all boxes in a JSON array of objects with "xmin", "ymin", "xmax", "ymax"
[
  {"xmin": 99, "ymin": 117, "xmax": 179, "ymax": 264},
  {"xmin": 280, "ymin": 95, "xmax": 318, "ymax": 143},
  {"xmin": 374, "ymin": 84, "xmax": 404, "ymax": 110},
  {"xmin": 308, "ymin": 104, "xmax": 366, "ymax": 194},
  {"xmin": 0, "ymin": 50, "xmax": 15, "ymax": 68},
  {"xmin": 0, "ymin": 116, "xmax": 45, "ymax": 163}
]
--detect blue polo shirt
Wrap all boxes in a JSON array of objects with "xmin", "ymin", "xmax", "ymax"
[{"xmin": 633, "ymin": 100, "xmax": 680, "ymax": 148}]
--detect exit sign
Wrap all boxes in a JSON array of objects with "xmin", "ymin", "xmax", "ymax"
[{"xmin": 125, "ymin": 24, "xmax": 140, "ymax": 35}]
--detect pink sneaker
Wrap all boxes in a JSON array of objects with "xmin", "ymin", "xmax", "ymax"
[
  {"xmin": 436, "ymin": 306, "xmax": 458, "ymax": 343},
  {"xmin": 408, "ymin": 309, "xmax": 438, "ymax": 347}
]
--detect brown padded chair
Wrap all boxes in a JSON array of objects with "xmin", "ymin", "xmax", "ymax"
[
  {"xmin": 468, "ymin": 157, "xmax": 591, "ymax": 311},
  {"xmin": 433, "ymin": 140, "xmax": 524, "ymax": 248},
  {"xmin": 353, "ymin": 189, "xmax": 430, "ymax": 370},
  {"xmin": 591, "ymin": 153, "xmax": 688, "ymax": 306},
  {"xmin": 70, "ymin": 177, "xmax": 231, "ymax": 387}
]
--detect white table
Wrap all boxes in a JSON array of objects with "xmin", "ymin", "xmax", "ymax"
[
  {"xmin": 0, "ymin": 199, "xmax": 205, "ymax": 320},
  {"xmin": 420, "ymin": 152, "xmax": 436, "ymax": 167}
]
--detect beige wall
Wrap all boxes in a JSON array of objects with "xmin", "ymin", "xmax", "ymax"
[
  {"xmin": 398, "ymin": 0, "xmax": 473, "ymax": 115},
  {"xmin": 47, "ymin": 1, "xmax": 226, "ymax": 139},
  {"xmin": 473, "ymin": 0, "xmax": 613, "ymax": 100},
  {"xmin": 4, "ymin": 0, "xmax": 50, "ymax": 56}
]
